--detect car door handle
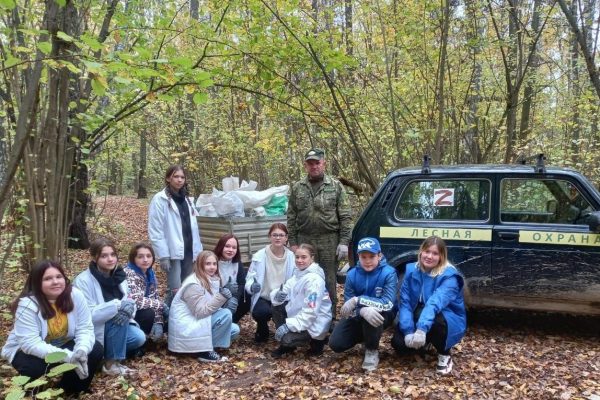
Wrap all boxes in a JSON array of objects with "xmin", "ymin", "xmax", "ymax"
[{"xmin": 498, "ymin": 231, "xmax": 519, "ymax": 241}]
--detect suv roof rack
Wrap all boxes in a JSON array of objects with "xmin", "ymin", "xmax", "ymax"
[
  {"xmin": 516, "ymin": 153, "xmax": 546, "ymax": 173},
  {"xmin": 421, "ymin": 154, "xmax": 431, "ymax": 174}
]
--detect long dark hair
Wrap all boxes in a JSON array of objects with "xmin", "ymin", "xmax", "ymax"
[
  {"xmin": 164, "ymin": 164, "xmax": 194, "ymax": 212},
  {"xmin": 89, "ymin": 237, "xmax": 118, "ymax": 262},
  {"xmin": 213, "ymin": 234, "xmax": 241, "ymax": 264},
  {"xmin": 11, "ymin": 260, "xmax": 74, "ymax": 319}
]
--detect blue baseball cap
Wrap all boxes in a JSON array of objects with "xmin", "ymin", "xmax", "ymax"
[{"xmin": 357, "ymin": 237, "xmax": 381, "ymax": 254}]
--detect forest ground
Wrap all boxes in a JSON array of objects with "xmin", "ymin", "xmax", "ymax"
[{"xmin": 0, "ymin": 196, "xmax": 599, "ymax": 400}]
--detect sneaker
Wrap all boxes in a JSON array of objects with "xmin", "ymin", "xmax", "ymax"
[
  {"xmin": 306, "ymin": 338, "xmax": 326, "ymax": 357},
  {"xmin": 362, "ymin": 349, "xmax": 379, "ymax": 372},
  {"xmin": 197, "ymin": 351, "xmax": 225, "ymax": 363},
  {"xmin": 436, "ymin": 354, "xmax": 453, "ymax": 375},
  {"xmin": 271, "ymin": 346, "xmax": 296, "ymax": 359},
  {"xmin": 102, "ymin": 362, "xmax": 134, "ymax": 376}
]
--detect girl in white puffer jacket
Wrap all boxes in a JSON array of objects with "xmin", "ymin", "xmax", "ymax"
[{"xmin": 270, "ymin": 244, "xmax": 332, "ymax": 358}]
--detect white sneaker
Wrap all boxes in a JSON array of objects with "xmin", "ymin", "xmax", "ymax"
[
  {"xmin": 436, "ymin": 354, "xmax": 453, "ymax": 375},
  {"xmin": 362, "ymin": 349, "xmax": 379, "ymax": 372},
  {"xmin": 102, "ymin": 362, "xmax": 135, "ymax": 376}
]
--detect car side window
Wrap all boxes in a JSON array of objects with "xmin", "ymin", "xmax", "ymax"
[
  {"xmin": 500, "ymin": 179, "xmax": 593, "ymax": 225},
  {"xmin": 395, "ymin": 179, "xmax": 491, "ymax": 221}
]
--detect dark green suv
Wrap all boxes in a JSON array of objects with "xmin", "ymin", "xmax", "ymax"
[{"xmin": 350, "ymin": 156, "xmax": 600, "ymax": 315}]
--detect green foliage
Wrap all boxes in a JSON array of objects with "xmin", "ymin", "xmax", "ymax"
[
  {"xmin": 44, "ymin": 351, "xmax": 67, "ymax": 364},
  {"xmin": 47, "ymin": 363, "xmax": 77, "ymax": 377}
]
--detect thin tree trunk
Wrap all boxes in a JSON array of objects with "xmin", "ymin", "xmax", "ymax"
[
  {"xmin": 519, "ymin": 0, "xmax": 542, "ymax": 146},
  {"xmin": 137, "ymin": 133, "xmax": 147, "ymax": 198},
  {"xmin": 433, "ymin": 0, "xmax": 452, "ymax": 164},
  {"xmin": 557, "ymin": 0, "xmax": 600, "ymax": 100}
]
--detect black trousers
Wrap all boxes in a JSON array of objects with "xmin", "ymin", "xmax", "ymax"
[
  {"xmin": 134, "ymin": 308, "xmax": 156, "ymax": 334},
  {"xmin": 12, "ymin": 340, "xmax": 104, "ymax": 395},
  {"xmin": 233, "ymin": 289, "xmax": 251, "ymax": 324},
  {"xmin": 271, "ymin": 303, "xmax": 312, "ymax": 348},
  {"xmin": 251, "ymin": 297, "xmax": 274, "ymax": 336},
  {"xmin": 329, "ymin": 310, "xmax": 395, "ymax": 352},
  {"xmin": 391, "ymin": 305, "xmax": 450, "ymax": 355}
]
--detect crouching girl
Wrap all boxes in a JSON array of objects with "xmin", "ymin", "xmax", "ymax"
[
  {"xmin": 391, "ymin": 236, "xmax": 466, "ymax": 375},
  {"xmin": 2, "ymin": 261, "xmax": 103, "ymax": 395},
  {"xmin": 125, "ymin": 242, "xmax": 168, "ymax": 342},
  {"xmin": 74, "ymin": 238, "xmax": 146, "ymax": 376},
  {"xmin": 168, "ymin": 251, "xmax": 240, "ymax": 362},
  {"xmin": 270, "ymin": 244, "xmax": 332, "ymax": 358}
]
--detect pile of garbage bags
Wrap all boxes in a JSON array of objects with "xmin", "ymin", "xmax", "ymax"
[{"xmin": 196, "ymin": 176, "xmax": 288, "ymax": 218}]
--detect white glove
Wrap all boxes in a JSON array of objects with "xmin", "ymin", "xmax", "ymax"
[
  {"xmin": 70, "ymin": 349, "xmax": 88, "ymax": 379},
  {"xmin": 340, "ymin": 297, "xmax": 358, "ymax": 318},
  {"xmin": 410, "ymin": 329, "xmax": 426, "ymax": 349},
  {"xmin": 404, "ymin": 334, "xmax": 414, "ymax": 348},
  {"xmin": 336, "ymin": 244, "xmax": 349, "ymax": 260},
  {"xmin": 359, "ymin": 306, "xmax": 384, "ymax": 327}
]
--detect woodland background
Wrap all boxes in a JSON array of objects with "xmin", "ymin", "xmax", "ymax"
[{"xmin": 2, "ymin": 0, "xmax": 600, "ymax": 267}]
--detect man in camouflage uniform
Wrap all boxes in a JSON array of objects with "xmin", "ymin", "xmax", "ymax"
[{"xmin": 288, "ymin": 148, "xmax": 353, "ymax": 318}]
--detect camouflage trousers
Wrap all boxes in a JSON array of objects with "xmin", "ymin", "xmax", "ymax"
[{"xmin": 297, "ymin": 232, "xmax": 339, "ymax": 318}]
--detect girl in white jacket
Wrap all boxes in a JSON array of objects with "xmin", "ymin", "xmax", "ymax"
[
  {"xmin": 245, "ymin": 223, "xmax": 296, "ymax": 343},
  {"xmin": 148, "ymin": 165, "xmax": 202, "ymax": 305},
  {"xmin": 270, "ymin": 244, "xmax": 332, "ymax": 358},
  {"xmin": 168, "ymin": 251, "xmax": 240, "ymax": 363},
  {"xmin": 74, "ymin": 238, "xmax": 146, "ymax": 376},
  {"xmin": 1, "ymin": 260, "xmax": 103, "ymax": 395}
]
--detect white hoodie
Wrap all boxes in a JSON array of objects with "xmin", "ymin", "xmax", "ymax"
[{"xmin": 270, "ymin": 263, "xmax": 332, "ymax": 340}]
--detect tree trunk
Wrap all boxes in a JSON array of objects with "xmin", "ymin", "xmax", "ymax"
[
  {"xmin": 504, "ymin": 0, "xmax": 521, "ymax": 163},
  {"xmin": 518, "ymin": 0, "xmax": 542, "ymax": 147},
  {"xmin": 433, "ymin": 0, "xmax": 452, "ymax": 164},
  {"xmin": 66, "ymin": 0, "xmax": 120, "ymax": 250},
  {"xmin": 137, "ymin": 133, "xmax": 148, "ymax": 199},
  {"xmin": 557, "ymin": 0, "xmax": 600, "ymax": 101},
  {"xmin": 568, "ymin": 0, "xmax": 581, "ymax": 164},
  {"xmin": 462, "ymin": 1, "xmax": 484, "ymax": 163}
]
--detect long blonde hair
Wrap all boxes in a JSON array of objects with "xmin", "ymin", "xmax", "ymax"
[
  {"xmin": 194, "ymin": 251, "xmax": 220, "ymax": 294},
  {"xmin": 417, "ymin": 236, "xmax": 449, "ymax": 277}
]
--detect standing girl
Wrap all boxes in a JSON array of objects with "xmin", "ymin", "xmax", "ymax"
[
  {"xmin": 270, "ymin": 244, "xmax": 332, "ymax": 358},
  {"xmin": 125, "ymin": 242, "xmax": 167, "ymax": 342},
  {"xmin": 74, "ymin": 238, "xmax": 146, "ymax": 375},
  {"xmin": 392, "ymin": 236, "xmax": 467, "ymax": 375},
  {"xmin": 148, "ymin": 165, "xmax": 202, "ymax": 305},
  {"xmin": 213, "ymin": 234, "xmax": 250, "ymax": 323},
  {"xmin": 1, "ymin": 261, "xmax": 103, "ymax": 395},
  {"xmin": 244, "ymin": 223, "xmax": 296, "ymax": 342},
  {"xmin": 168, "ymin": 251, "xmax": 240, "ymax": 362}
]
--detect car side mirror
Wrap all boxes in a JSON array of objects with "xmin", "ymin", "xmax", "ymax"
[{"xmin": 588, "ymin": 211, "xmax": 600, "ymax": 232}]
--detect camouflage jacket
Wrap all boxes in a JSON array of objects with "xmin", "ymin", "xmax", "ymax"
[{"xmin": 287, "ymin": 174, "xmax": 352, "ymax": 246}]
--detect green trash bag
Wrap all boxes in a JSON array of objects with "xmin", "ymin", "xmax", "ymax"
[{"xmin": 265, "ymin": 194, "xmax": 288, "ymax": 216}]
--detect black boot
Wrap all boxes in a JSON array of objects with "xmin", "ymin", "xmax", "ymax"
[
  {"xmin": 306, "ymin": 338, "xmax": 326, "ymax": 356},
  {"xmin": 271, "ymin": 346, "xmax": 295, "ymax": 358},
  {"xmin": 254, "ymin": 321, "xmax": 269, "ymax": 343}
]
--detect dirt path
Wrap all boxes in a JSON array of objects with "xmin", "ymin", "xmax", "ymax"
[{"xmin": 1, "ymin": 196, "xmax": 599, "ymax": 399}]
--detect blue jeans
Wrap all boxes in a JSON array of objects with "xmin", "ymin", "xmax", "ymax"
[
  {"xmin": 211, "ymin": 308, "xmax": 240, "ymax": 349},
  {"xmin": 104, "ymin": 319, "xmax": 146, "ymax": 360}
]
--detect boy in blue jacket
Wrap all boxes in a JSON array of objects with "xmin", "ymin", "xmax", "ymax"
[{"xmin": 328, "ymin": 237, "xmax": 397, "ymax": 371}]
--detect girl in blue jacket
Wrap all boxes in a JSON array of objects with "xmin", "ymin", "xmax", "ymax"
[{"xmin": 392, "ymin": 236, "xmax": 466, "ymax": 375}]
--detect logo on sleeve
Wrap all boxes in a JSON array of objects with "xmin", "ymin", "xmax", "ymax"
[{"xmin": 307, "ymin": 292, "xmax": 318, "ymax": 308}]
